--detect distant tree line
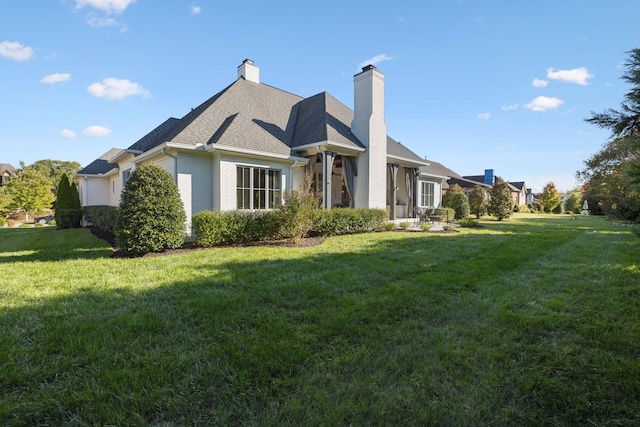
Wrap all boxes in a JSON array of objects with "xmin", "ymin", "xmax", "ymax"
[{"xmin": 0, "ymin": 160, "xmax": 81, "ymax": 222}]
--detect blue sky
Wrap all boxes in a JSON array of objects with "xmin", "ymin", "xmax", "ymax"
[{"xmin": 1, "ymin": 0, "xmax": 638, "ymax": 192}]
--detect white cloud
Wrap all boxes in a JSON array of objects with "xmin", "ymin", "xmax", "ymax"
[
  {"xmin": 75, "ymin": 0, "xmax": 136, "ymax": 14},
  {"xmin": 190, "ymin": 5, "xmax": 201, "ymax": 15},
  {"xmin": 477, "ymin": 112, "xmax": 491, "ymax": 120},
  {"xmin": 493, "ymin": 145, "xmax": 504, "ymax": 151},
  {"xmin": 61, "ymin": 129, "xmax": 77, "ymax": 138},
  {"xmin": 41, "ymin": 73, "xmax": 72, "ymax": 85},
  {"xmin": 524, "ymin": 96, "xmax": 564, "ymax": 112},
  {"xmin": 87, "ymin": 14, "xmax": 120, "ymax": 28},
  {"xmin": 0, "ymin": 41, "xmax": 34, "ymax": 61},
  {"xmin": 546, "ymin": 67, "xmax": 593, "ymax": 85},
  {"xmin": 359, "ymin": 54, "xmax": 394, "ymax": 69},
  {"xmin": 83, "ymin": 125, "xmax": 112, "ymax": 136},
  {"xmin": 502, "ymin": 103, "xmax": 519, "ymax": 111},
  {"xmin": 87, "ymin": 77, "xmax": 150, "ymax": 100},
  {"xmin": 532, "ymin": 78, "xmax": 548, "ymax": 88}
]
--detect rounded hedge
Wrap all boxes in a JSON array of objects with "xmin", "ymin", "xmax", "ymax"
[{"xmin": 114, "ymin": 163, "xmax": 186, "ymax": 256}]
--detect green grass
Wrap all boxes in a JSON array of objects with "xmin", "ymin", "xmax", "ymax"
[{"xmin": 0, "ymin": 214, "xmax": 638, "ymax": 425}]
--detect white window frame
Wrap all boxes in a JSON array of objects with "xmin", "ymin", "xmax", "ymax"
[
  {"xmin": 420, "ymin": 181, "xmax": 435, "ymax": 207},
  {"xmin": 236, "ymin": 166, "xmax": 282, "ymax": 210}
]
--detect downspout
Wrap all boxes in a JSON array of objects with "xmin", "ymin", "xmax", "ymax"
[{"xmin": 162, "ymin": 147, "xmax": 178, "ymax": 183}]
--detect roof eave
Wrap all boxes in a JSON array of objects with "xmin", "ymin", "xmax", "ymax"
[{"xmin": 387, "ymin": 154, "xmax": 429, "ymax": 167}]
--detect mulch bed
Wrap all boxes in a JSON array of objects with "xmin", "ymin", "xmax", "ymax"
[{"xmin": 88, "ymin": 227, "xmax": 325, "ymax": 258}]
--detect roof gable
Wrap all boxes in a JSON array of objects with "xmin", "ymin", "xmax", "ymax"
[
  {"xmin": 209, "ymin": 113, "xmax": 292, "ymax": 156},
  {"xmin": 291, "ymin": 92, "xmax": 363, "ymax": 149},
  {"xmin": 169, "ymin": 78, "xmax": 303, "ymax": 149},
  {"xmin": 77, "ymin": 148, "xmax": 123, "ymax": 175}
]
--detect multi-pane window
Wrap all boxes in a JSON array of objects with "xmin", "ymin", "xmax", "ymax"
[
  {"xmin": 420, "ymin": 181, "xmax": 435, "ymax": 207},
  {"xmin": 122, "ymin": 169, "xmax": 132, "ymax": 184},
  {"xmin": 237, "ymin": 166, "xmax": 281, "ymax": 209}
]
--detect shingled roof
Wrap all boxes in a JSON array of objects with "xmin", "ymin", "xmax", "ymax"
[
  {"xmin": 83, "ymin": 71, "xmax": 426, "ymax": 170},
  {"xmin": 77, "ymin": 148, "xmax": 123, "ymax": 175}
]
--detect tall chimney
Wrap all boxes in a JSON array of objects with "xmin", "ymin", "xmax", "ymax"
[
  {"xmin": 237, "ymin": 59, "xmax": 259, "ymax": 84},
  {"xmin": 351, "ymin": 64, "xmax": 387, "ymax": 209}
]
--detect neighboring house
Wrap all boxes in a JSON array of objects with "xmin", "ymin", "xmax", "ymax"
[
  {"xmin": 455, "ymin": 169, "xmax": 528, "ymax": 208},
  {"xmin": 509, "ymin": 181, "xmax": 527, "ymax": 207},
  {"xmin": 0, "ymin": 163, "xmax": 17, "ymax": 187},
  {"xmin": 77, "ymin": 60, "xmax": 440, "ymax": 230}
]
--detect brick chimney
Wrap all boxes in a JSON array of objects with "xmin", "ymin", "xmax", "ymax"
[
  {"xmin": 351, "ymin": 65, "xmax": 387, "ymax": 209},
  {"xmin": 237, "ymin": 59, "xmax": 259, "ymax": 84}
]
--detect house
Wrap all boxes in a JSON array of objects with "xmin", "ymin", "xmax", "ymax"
[
  {"xmin": 453, "ymin": 168, "xmax": 528, "ymax": 209},
  {"xmin": 0, "ymin": 163, "xmax": 16, "ymax": 187},
  {"xmin": 77, "ymin": 60, "xmax": 444, "ymax": 230}
]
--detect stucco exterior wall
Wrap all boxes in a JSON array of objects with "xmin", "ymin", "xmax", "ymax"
[{"xmin": 80, "ymin": 177, "xmax": 113, "ymax": 207}]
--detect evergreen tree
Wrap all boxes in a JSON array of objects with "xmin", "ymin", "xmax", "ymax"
[
  {"xmin": 468, "ymin": 185, "xmax": 487, "ymax": 218},
  {"xmin": 115, "ymin": 163, "xmax": 186, "ymax": 256},
  {"xmin": 487, "ymin": 177, "xmax": 512, "ymax": 221},
  {"xmin": 449, "ymin": 191, "xmax": 470, "ymax": 220},
  {"xmin": 585, "ymin": 48, "xmax": 640, "ymax": 209},
  {"xmin": 55, "ymin": 173, "xmax": 71, "ymax": 226}
]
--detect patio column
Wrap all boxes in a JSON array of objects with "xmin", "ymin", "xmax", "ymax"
[
  {"xmin": 414, "ymin": 168, "xmax": 421, "ymax": 216},
  {"xmin": 388, "ymin": 163, "xmax": 399, "ymax": 220},
  {"xmin": 323, "ymin": 151, "xmax": 336, "ymax": 209}
]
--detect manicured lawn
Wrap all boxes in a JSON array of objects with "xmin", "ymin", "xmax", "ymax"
[{"xmin": 0, "ymin": 214, "xmax": 638, "ymax": 425}]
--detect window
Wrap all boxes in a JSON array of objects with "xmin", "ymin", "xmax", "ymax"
[
  {"xmin": 420, "ymin": 181, "xmax": 435, "ymax": 207},
  {"xmin": 237, "ymin": 166, "xmax": 281, "ymax": 209},
  {"xmin": 122, "ymin": 169, "xmax": 132, "ymax": 184}
]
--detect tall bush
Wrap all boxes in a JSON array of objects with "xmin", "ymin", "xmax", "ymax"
[
  {"xmin": 115, "ymin": 164, "xmax": 186, "ymax": 256},
  {"xmin": 488, "ymin": 177, "xmax": 512, "ymax": 221},
  {"xmin": 55, "ymin": 174, "xmax": 81, "ymax": 228},
  {"xmin": 278, "ymin": 189, "xmax": 321, "ymax": 242},
  {"xmin": 468, "ymin": 185, "xmax": 487, "ymax": 218},
  {"xmin": 449, "ymin": 192, "xmax": 470, "ymax": 220}
]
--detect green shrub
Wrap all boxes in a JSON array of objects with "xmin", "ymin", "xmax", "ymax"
[
  {"xmin": 55, "ymin": 174, "xmax": 81, "ymax": 229},
  {"xmin": 58, "ymin": 209, "xmax": 82, "ymax": 229},
  {"xmin": 383, "ymin": 222, "xmax": 396, "ymax": 231},
  {"xmin": 399, "ymin": 221, "xmax": 410, "ymax": 230},
  {"xmin": 34, "ymin": 222, "xmax": 44, "ymax": 227},
  {"xmin": 552, "ymin": 204, "xmax": 564, "ymax": 214},
  {"xmin": 279, "ymin": 189, "xmax": 321, "ymax": 242},
  {"xmin": 420, "ymin": 222, "xmax": 431, "ymax": 231},
  {"xmin": 84, "ymin": 205, "xmax": 118, "ymax": 234},
  {"xmin": 449, "ymin": 192, "xmax": 470, "ymax": 220},
  {"xmin": 0, "ymin": 217, "xmax": 6, "ymax": 227},
  {"xmin": 192, "ymin": 210, "xmax": 283, "ymax": 247},
  {"xmin": 115, "ymin": 164, "xmax": 186, "ymax": 256},
  {"xmin": 313, "ymin": 208, "xmax": 387, "ymax": 236},
  {"xmin": 459, "ymin": 217, "xmax": 479, "ymax": 227}
]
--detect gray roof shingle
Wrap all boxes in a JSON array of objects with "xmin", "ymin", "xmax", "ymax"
[{"xmin": 77, "ymin": 148, "xmax": 123, "ymax": 175}]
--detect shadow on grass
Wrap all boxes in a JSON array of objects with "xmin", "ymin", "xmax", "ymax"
[
  {"xmin": 1, "ymin": 216, "xmax": 639, "ymax": 425},
  {"xmin": 0, "ymin": 227, "xmax": 113, "ymax": 263}
]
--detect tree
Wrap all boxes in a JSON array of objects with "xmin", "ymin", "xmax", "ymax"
[
  {"xmin": 577, "ymin": 136, "xmax": 640, "ymax": 221},
  {"xmin": 487, "ymin": 177, "xmax": 512, "ymax": 221},
  {"xmin": 539, "ymin": 182, "xmax": 562, "ymax": 213},
  {"xmin": 0, "ymin": 186, "xmax": 11, "ymax": 215},
  {"xmin": 468, "ymin": 185, "xmax": 487, "ymax": 218},
  {"xmin": 30, "ymin": 159, "xmax": 81, "ymax": 197},
  {"xmin": 115, "ymin": 163, "xmax": 186, "ymax": 256},
  {"xmin": 584, "ymin": 48, "xmax": 640, "ymax": 214},
  {"xmin": 6, "ymin": 163, "xmax": 54, "ymax": 222},
  {"xmin": 449, "ymin": 191, "xmax": 470, "ymax": 220},
  {"xmin": 563, "ymin": 191, "xmax": 582, "ymax": 214},
  {"xmin": 55, "ymin": 173, "xmax": 71, "ymax": 226},
  {"xmin": 442, "ymin": 183, "xmax": 463, "ymax": 209},
  {"xmin": 55, "ymin": 174, "xmax": 82, "ymax": 228}
]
